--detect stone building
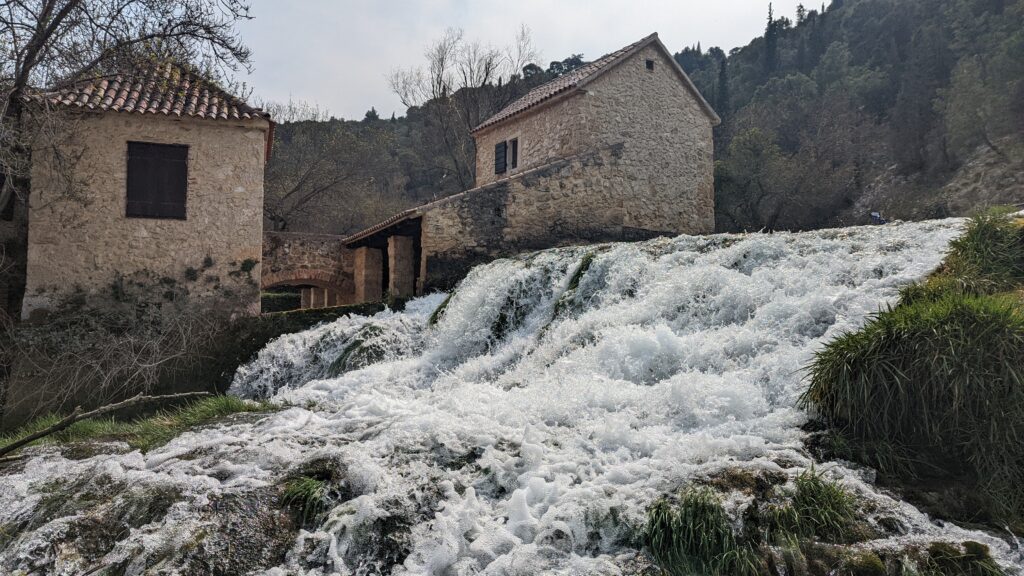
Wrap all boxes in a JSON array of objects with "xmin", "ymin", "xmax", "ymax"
[
  {"xmin": 15, "ymin": 62, "xmax": 272, "ymax": 319},
  {"xmin": 340, "ymin": 32, "xmax": 719, "ymax": 302}
]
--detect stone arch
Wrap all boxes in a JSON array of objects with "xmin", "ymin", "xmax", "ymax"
[{"xmin": 261, "ymin": 232, "xmax": 354, "ymax": 310}]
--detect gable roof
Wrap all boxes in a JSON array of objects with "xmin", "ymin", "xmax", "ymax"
[
  {"xmin": 30, "ymin": 61, "xmax": 269, "ymax": 121},
  {"xmin": 472, "ymin": 32, "xmax": 719, "ymax": 134}
]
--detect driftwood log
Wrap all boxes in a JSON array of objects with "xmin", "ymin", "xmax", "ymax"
[{"xmin": 0, "ymin": 391, "xmax": 210, "ymax": 458}]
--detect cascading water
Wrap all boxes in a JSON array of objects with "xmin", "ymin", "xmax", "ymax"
[{"xmin": 2, "ymin": 218, "xmax": 1022, "ymax": 575}]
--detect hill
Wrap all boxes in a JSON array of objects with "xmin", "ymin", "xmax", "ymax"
[{"xmin": 265, "ymin": 0, "xmax": 1024, "ymax": 235}]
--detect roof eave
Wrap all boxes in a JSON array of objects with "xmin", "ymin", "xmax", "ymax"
[{"xmin": 470, "ymin": 86, "xmax": 584, "ymax": 136}]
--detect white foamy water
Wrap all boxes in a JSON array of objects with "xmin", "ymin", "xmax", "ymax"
[{"xmin": 3, "ymin": 219, "xmax": 1022, "ymax": 575}]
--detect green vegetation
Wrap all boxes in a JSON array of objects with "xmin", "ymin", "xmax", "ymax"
[
  {"xmin": 644, "ymin": 488, "xmax": 761, "ymax": 576},
  {"xmin": 801, "ymin": 210, "xmax": 1024, "ymax": 528},
  {"xmin": 326, "ymin": 324, "xmax": 387, "ymax": 376},
  {"xmin": 918, "ymin": 542, "xmax": 1005, "ymax": 576},
  {"xmin": 278, "ymin": 458, "xmax": 350, "ymax": 527},
  {"xmin": 759, "ymin": 469, "xmax": 858, "ymax": 544},
  {"xmin": 281, "ymin": 475, "xmax": 330, "ymax": 526},
  {"xmin": 0, "ymin": 396, "xmax": 274, "ymax": 454},
  {"xmin": 689, "ymin": 0, "xmax": 1024, "ymax": 231},
  {"xmin": 427, "ymin": 293, "xmax": 453, "ymax": 326}
]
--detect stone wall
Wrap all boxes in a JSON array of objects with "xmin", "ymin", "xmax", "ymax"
[
  {"xmin": 581, "ymin": 44, "xmax": 716, "ymax": 234},
  {"xmin": 22, "ymin": 112, "xmax": 269, "ymax": 318},
  {"xmin": 419, "ymin": 145, "xmax": 634, "ymax": 291},
  {"xmin": 473, "ymin": 95, "xmax": 586, "ymax": 188},
  {"xmin": 262, "ymin": 232, "xmax": 353, "ymax": 292}
]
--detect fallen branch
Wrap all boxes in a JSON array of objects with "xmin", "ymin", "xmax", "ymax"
[{"xmin": 0, "ymin": 391, "xmax": 210, "ymax": 458}]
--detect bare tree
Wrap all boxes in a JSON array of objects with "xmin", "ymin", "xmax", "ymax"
[
  {"xmin": 264, "ymin": 121, "xmax": 392, "ymax": 233},
  {"xmin": 388, "ymin": 25, "xmax": 540, "ymax": 190},
  {"xmin": 254, "ymin": 97, "xmax": 331, "ymax": 124}
]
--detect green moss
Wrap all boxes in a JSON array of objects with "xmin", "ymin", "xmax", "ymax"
[
  {"xmin": 428, "ymin": 293, "xmax": 453, "ymax": 326},
  {"xmin": 326, "ymin": 324, "xmax": 387, "ymax": 376},
  {"xmin": 921, "ymin": 541, "xmax": 1005, "ymax": 575},
  {"xmin": 844, "ymin": 551, "xmax": 887, "ymax": 576},
  {"xmin": 0, "ymin": 396, "xmax": 275, "ymax": 454},
  {"xmin": 643, "ymin": 488, "xmax": 762, "ymax": 576},
  {"xmin": 553, "ymin": 252, "xmax": 597, "ymax": 318}
]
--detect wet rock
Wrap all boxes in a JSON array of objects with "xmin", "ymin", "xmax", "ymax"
[{"xmin": 176, "ymin": 488, "xmax": 298, "ymax": 575}]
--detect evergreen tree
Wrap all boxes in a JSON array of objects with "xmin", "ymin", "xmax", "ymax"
[
  {"xmin": 717, "ymin": 58, "xmax": 731, "ymax": 118},
  {"xmin": 764, "ymin": 3, "xmax": 780, "ymax": 76}
]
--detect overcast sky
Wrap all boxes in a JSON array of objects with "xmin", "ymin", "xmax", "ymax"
[{"xmin": 238, "ymin": 0, "xmax": 806, "ymax": 120}]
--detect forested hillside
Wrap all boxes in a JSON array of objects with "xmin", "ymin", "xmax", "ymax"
[
  {"xmin": 683, "ymin": 0, "xmax": 1024, "ymax": 231},
  {"xmin": 264, "ymin": 0, "xmax": 1024, "ymax": 235}
]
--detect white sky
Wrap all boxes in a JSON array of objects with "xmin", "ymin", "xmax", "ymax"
[{"xmin": 238, "ymin": 0, "xmax": 807, "ymax": 120}]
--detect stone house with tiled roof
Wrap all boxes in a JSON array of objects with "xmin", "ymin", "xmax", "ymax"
[
  {"xmin": 16, "ymin": 61, "xmax": 272, "ymax": 318},
  {"xmin": 340, "ymin": 33, "xmax": 718, "ymax": 303}
]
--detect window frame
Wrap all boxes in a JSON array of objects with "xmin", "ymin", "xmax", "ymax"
[
  {"xmin": 125, "ymin": 141, "xmax": 189, "ymax": 221},
  {"xmin": 509, "ymin": 138, "xmax": 519, "ymax": 170}
]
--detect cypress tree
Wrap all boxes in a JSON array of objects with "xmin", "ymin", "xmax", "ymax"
[
  {"xmin": 717, "ymin": 57, "xmax": 731, "ymax": 118},
  {"xmin": 764, "ymin": 3, "xmax": 779, "ymax": 76}
]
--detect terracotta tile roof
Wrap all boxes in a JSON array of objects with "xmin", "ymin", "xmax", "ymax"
[
  {"xmin": 472, "ymin": 32, "xmax": 719, "ymax": 133},
  {"xmin": 31, "ymin": 61, "xmax": 269, "ymax": 121}
]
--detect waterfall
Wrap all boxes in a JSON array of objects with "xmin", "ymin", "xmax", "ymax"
[{"xmin": 3, "ymin": 218, "xmax": 1021, "ymax": 575}]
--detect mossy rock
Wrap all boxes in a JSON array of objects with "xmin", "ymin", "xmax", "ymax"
[{"xmin": 842, "ymin": 551, "xmax": 887, "ymax": 576}]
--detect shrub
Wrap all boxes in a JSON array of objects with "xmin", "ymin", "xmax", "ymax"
[{"xmin": 643, "ymin": 488, "xmax": 761, "ymax": 576}]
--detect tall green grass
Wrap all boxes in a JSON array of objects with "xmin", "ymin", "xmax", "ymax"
[
  {"xmin": 644, "ymin": 488, "xmax": 761, "ymax": 576},
  {"xmin": 801, "ymin": 209, "xmax": 1024, "ymax": 525},
  {"xmin": 0, "ymin": 396, "xmax": 274, "ymax": 453}
]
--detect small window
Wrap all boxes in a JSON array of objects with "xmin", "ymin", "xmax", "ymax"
[
  {"xmin": 645, "ymin": 59, "xmax": 655, "ymax": 71},
  {"xmin": 494, "ymin": 141, "xmax": 508, "ymax": 175},
  {"xmin": 509, "ymin": 138, "xmax": 519, "ymax": 169},
  {"xmin": 126, "ymin": 142, "xmax": 188, "ymax": 219}
]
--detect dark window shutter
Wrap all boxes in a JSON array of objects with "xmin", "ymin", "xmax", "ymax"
[
  {"xmin": 494, "ymin": 141, "xmax": 507, "ymax": 175},
  {"xmin": 509, "ymin": 138, "xmax": 519, "ymax": 169},
  {"xmin": 126, "ymin": 142, "xmax": 188, "ymax": 219}
]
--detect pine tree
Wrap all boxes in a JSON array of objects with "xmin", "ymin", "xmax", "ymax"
[
  {"xmin": 717, "ymin": 57, "xmax": 731, "ymax": 118},
  {"xmin": 764, "ymin": 3, "xmax": 779, "ymax": 76}
]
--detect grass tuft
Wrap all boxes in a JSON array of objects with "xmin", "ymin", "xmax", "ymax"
[
  {"xmin": 644, "ymin": 488, "xmax": 761, "ymax": 576},
  {"xmin": 0, "ymin": 395, "xmax": 275, "ymax": 454},
  {"xmin": 281, "ymin": 475, "xmax": 330, "ymax": 526},
  {"xmin": 755, "ymin": 469, "xmax": 858, "ymax": 544}
]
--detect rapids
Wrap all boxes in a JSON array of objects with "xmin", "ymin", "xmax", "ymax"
[{"xmin": 2, "ymin": 218, "xmax": 1022, "ymax": 575}]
